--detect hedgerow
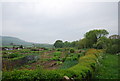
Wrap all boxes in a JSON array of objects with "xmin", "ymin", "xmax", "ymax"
[{"xmin": 2, "ymin": 49, "xmax": 103, "ymax": 81}]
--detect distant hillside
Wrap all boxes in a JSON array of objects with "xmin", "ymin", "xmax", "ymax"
[
  {"xmin": 0, "ymin": 36, "xmax": 32, "ymax": 46},
  {"xmin": 0, "ymin": 36, "xmax": 54, "ymax": 48}
]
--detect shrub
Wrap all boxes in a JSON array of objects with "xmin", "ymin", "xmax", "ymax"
[
  {"xmin": 56, "ymin": 48, "xmax": 63, "ymax": 51},
  {"xmin": 106, "ymin": 44, "xmax": 120, "ymax": 54},
  {"xmin": 70, "ymin": 49, "xmax": 75, "ymax": 53}
]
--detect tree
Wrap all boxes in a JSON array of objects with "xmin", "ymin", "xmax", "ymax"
[
  {"xmin": 19, "ymin": 45, "xmax": 23, "ymax": 49},
  {"xmin": 63, "ymin": 41, "xmax": 71, "ymax": 47},
  {"xmin": 76, "ymin": 38, "xmax": 90, "ymax": 49},
  {"xmin": 106, "ymin": 34, "xmax": 120, "ymax": 54},
  {"xmin": 71, "ymin": 41, "xmax": 78, "ymax": 47},
  {"xmin": 109, "ymin": 35, "xmax": 120, "ymax": 39},
  {"xmin": 93, "ymin": 36, "xmax": 111, "ymax": 49},
  {"xmin": 106, "ymin": 44, "xmax": 120, "ymax": 54},
  {"xmin": 54, "ymin": 40, "xmax": 63, "ymax": 48},
  {"xmin": 84, "ymin": 29, "xmax": 109, "ymax": 47}
]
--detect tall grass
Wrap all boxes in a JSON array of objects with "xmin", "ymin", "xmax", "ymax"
[{"xmin": 95, "ymin": 54, "xmax": 119, "ymax": 79}]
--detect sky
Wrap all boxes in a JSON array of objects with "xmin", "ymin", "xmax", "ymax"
[{"xmin": 1, "ymin": 1, "xmax": 118, "ymax": 44}]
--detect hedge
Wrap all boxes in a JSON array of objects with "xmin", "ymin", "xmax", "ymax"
[{"xmin": 2, "ymin": 49, "xmax": 103, "ymax": 81}]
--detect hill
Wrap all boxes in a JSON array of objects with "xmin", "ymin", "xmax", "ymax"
[
  {"xmin": 0, "ymin": 36, "xmax": 54, "ymax": 48},
  {"xmin": 0, "ymin": 36, "xmax": 32, "ymax": 46}
]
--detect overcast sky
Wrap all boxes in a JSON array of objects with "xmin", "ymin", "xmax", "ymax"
[{"xmin": 1, "ymin": 1, "xmax": 118, "ymax": 44}]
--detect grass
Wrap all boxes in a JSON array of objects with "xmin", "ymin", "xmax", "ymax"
[{"xmin": 95, "ymin": 54, "xmax": 120, "ymax": 79}]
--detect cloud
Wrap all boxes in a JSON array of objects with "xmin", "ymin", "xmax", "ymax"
[{"xmin": 2, "ymin": 2, "xmax": 118, "ymax": 44}]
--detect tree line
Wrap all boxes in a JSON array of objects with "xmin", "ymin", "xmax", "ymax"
[{"xmin": 54, "ymin": 29, "xmax": 120, "ymax": 54}]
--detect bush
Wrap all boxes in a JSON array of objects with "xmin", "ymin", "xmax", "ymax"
[
  {"xmin": 56, "ymin": 48, "xmax": 63, "ymax": 51},
  {"xmin": 106, "ymin": 44, "xmax": 120, "ymax": 54},
  {"xmin": 70, "ymin": 49, "xmax": 75, "ymax": 53}
]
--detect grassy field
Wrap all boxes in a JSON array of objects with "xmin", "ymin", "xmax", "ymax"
[{"xmin": 95, "ymin": 54, "xmax": 120, "ymax": 79}]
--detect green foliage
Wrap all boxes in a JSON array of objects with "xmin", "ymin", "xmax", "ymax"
[
  {"xmin": 76, "ymin": 38, "xmax": 89, "ymax": 48},
  {"xmin": 85, "ymin": 29, "xmax": 109, "ymax": 40},
  {"xmin": 2, "ymin": 69, "xmax": 63, "ymax": 81},
  {"xmin": 33, "ymin": 44, "xmax": 54, "ymax": 48},
  {"xmin": 70, "ymin": 41, "xmax": 78, "ymax": 47},
  {"xmin": 63, "ymin": 41, "xmax": 71, "ymax": 47},
  {"xmin": 84, "ymin": 29, "xmax": 109, "ymax": 48},
  {"xmin": 65, "ymin": 53, "xmax": 78, "ymax": 61},
  {"xmin": 53, "ymin": 51, "xmax": 61, "ymax": 56},
  {"xmin": 56, "ymin": 48, "xmax": 62, "ymax": 51},
  {"xmin": 54, "ymin": 40, "xmax": 78, "ymax": 48},
  {"xmin": 74, "ymin": 29, "xmax": 110, "ymax": 49},
  {"xmin": 54, "ymin": 40, "xmax": 64, "ymax": 48},
  {"xmin": 105, "ymin": 37, "xmax": 120, "ymax": 54},
  {"xmin": 93, "ymin": 36, "xmax": 111, "ymax": 49},
  {"xmin": 70, "ymin": 48, "xmax": 75, "ymax": 53},
  {"xmin": 106, "ymin": 44, "xmax": 120, "ymax": 54},
  {"xmin": 95, "ymin": 54, "xmax": 119, "ymax": 79},
  {"xmin": 109, "ymin": 34, "xmax": 120, "ymax": 39},
  {"xmin": 53, "ymin": 29, "xmax": 109, "ymax": 49}
]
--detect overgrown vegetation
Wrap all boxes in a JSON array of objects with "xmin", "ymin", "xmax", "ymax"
[{"xmin": 95, "ymin": 54, "xmax": 120, "ymax": 79}]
